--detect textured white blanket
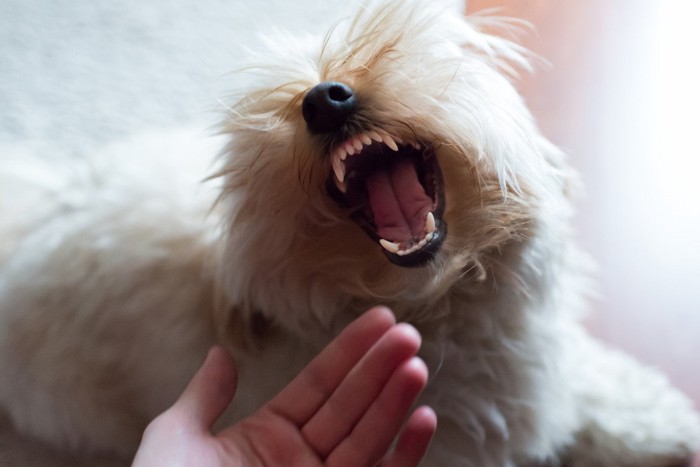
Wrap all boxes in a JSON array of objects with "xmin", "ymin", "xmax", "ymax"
[{"xmin": 0, "ymin": 0, "xmax": 460, "ymax": 159}]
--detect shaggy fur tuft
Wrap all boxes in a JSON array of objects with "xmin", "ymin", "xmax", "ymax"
[{"xmin": 1, "ymin": 1, "xmax": 698, "ymax": 465}]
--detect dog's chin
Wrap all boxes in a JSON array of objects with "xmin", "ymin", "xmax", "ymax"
[{"xmin": 325, "ymin": 129, "xmax": 447, "ymax": 268}]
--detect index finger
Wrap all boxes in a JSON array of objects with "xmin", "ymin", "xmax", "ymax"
[{"xmin": 265, "ymin": 306, "xmax": 396, "ymax": 425}]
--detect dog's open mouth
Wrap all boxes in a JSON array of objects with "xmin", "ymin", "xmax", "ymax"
[{"xmin": 327, "ymin": 130, "xmax": 446, "ymax": 267}]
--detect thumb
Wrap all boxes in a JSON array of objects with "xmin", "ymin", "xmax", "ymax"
[{"xmin": 172, "ymin": 346, "xmax": 238, "ymax": 431}]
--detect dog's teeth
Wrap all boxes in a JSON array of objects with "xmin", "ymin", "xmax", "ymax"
[
  {"xmin": 360, "ymin": 134, "xmax": 372, "ymax": 145},
  {"xmin": 383, "ymin": 135, "xmax": 399, "ymax": 152},
  {"xmin": 333, "ymin": 145, "xmax": 348, "ymax": 161},
  {"xmin": 412, "ymin": 141, "xmax": 421, "ymax": 150},
  {"xmin": 425, "ymin": 212, "xmax": 436, "ymax": 234},
  {"xmin": 397, "ymin": 246, "xmax": 412, "ymax": 256},
  {"xmin": 369, "ymin": 131, "xmax": 383, "ymax": 143},
  {"xmin": 334, "ymin": 176, "xmax": 347, "ymax": 193},
  {"xmin": 332, "ymin": 157, "xmax": 345, "ymax": 183},
  {"xmin": 392, "ymin": 230, "xmax": 436, "ymax": 257},
  {"xmin": 379, "ymin": 239, "xmax": 400, "ymax": 254},
  {"xmin": 353, "ymin": 138, "xmax": 363, "ymax": 151},
  {"xmin": 345, "ymin": 142, "xmax": 356, "ymax": 156}
]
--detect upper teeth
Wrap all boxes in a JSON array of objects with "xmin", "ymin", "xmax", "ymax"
[
  {"xmin": 368, "ymin": 131, "xmax": 383, "ymax": 143},
  {"xmin": 331, "ymin": 130, "xmax": 418, "ymax": 191},
  {"xmin": 332, "ymin": 156, "xmax": 345, "ymax": 184},
  {"xmin": 382, "ymin": 134, "xmax": 399, "ymax": 151}
]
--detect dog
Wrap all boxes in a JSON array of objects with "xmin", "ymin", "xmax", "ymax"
[{"xmin": 1, "ymin": 1, "xmax": 699, "ymax": 465}]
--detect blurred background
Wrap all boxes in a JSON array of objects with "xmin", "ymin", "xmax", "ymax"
[{"xmin": 468, "ymin": 0, "xmax": 700, "ymax": 406}]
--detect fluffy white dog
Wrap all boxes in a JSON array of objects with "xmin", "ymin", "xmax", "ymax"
[{"xmin": 1, "ymin": 1, "xmax": 699, "ymax": 465}]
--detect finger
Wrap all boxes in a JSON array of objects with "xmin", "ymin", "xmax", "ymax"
[
  {"xmin": 301, "ymin": 324, "xmax": 422, "ymax": 458},
  {"xmin": 381, "ymin": 406, "xmax": 437, "ymax": 467},
  {"xmin": 325, "ymin": 356, "xmax": 429, "ymax": 467},
  {"xmin": 171, "ymin": 346, "xmax": 238, "ymax": 431},
  {"xmin": 266, "ymin": 306, "xmax": 396, "ymax": 425}
]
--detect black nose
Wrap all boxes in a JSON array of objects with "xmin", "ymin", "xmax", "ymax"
[{"xmin": 302, "ymin": 81, "xmax": 356, "ymax": 134}]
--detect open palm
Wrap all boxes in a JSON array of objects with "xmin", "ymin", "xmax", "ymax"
[{"xmin": 133, "ymin": 307, "xmax": 437, "ymax": 467}]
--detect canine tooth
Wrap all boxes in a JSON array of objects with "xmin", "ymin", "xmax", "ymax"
[
  {"xmin": 334, "ymin": 176, "xmax": 347, "ymax": 193},
  {"xmin": 379, "ymin": 239, "xmax": 400, "ymax": 254},
  {"xmin": 353, "ymin": 138, "xmax": 363, "ymax": 151},
  {"xmin": 369, "ymin": 131, "xmax": 383, "ymax": 143},
  {"xmin": 425, "ymin": 212, "xmax": 436, "ymax": 233},
  {"xmin": 360, "ymin": 134, "xmax": 372, "ymax": 145},
  {"xmin": 332, "ymin": 157, "xmax": 345, "ymax": 183},
  {"xmin": 383, "ymin": 135, "xmax": 399, "ymax": 151}
]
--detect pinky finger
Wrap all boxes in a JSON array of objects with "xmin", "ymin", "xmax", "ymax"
[{"xmin": 382, "ymin": 406, "xmax": 437, "ymax": 467}]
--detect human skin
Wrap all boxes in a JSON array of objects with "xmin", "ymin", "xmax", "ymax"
[{"xmin": 132, "ymin": 306, "xmax": 437, "ymax": 467}]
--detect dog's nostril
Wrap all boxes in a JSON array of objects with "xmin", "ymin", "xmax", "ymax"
[
  {"xmin": 302, "ymin": 81, "xmax": 355, "ymax": 134},
  {"xmin": 327, "ymin": 83, "xmax": 353, "ymax": 102}
]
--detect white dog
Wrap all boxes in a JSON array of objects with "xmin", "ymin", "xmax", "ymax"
[{"xmin": 1, "ymin": 1, "xmax": 698, "ymax": 465}]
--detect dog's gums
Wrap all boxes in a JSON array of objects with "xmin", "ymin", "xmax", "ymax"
[{"xmin": 326, "ymin": 129, "xmax": 446, "ymax": 267}]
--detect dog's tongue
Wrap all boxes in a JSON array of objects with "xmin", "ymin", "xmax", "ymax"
[{"xmin": 366, "ymin": 159, "xmax": 432, "ymax": 243}]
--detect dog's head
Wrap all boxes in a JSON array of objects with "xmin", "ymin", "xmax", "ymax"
[{"xmin": 217, "ymin": 0, "xmax": 574, "ymax": 325}]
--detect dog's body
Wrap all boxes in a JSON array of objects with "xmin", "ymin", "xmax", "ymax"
[{"xmin": 1, "ymin": 2, "xmax": 698, "ymax": 466}]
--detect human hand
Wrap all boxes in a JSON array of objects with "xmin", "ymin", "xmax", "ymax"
[{"xmin": 132, "ymin": 307, "xmax": 437, "ymax": 467}]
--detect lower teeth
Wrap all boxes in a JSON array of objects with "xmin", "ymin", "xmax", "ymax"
[{"xmin": 382, "ymin": 231, "xmax": 435, "ymax": 256}]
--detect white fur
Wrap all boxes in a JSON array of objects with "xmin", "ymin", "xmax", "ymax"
[{"xmin": 1, "ymin": 1, "xmax": 698, "ymax": 465}]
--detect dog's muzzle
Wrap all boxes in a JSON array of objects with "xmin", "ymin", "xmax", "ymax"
[{"xmin": 302, "ymin": 82, "xmax": 447, "ymax": 267}]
